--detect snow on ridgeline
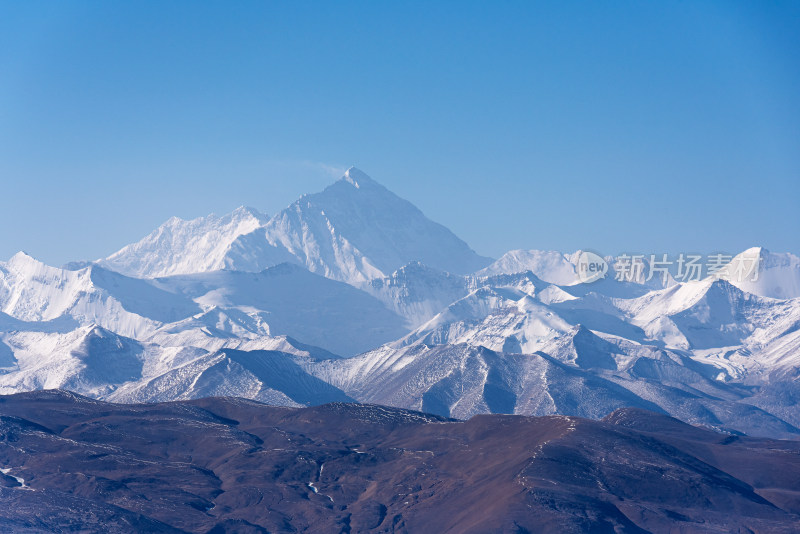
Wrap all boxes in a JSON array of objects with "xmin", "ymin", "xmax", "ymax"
[
  {"xmin": 100, "ymin": 206, "xmax": 269, "ymax": 279},
  {"xmin": 0, "ymin": 251, "xmax": 200, "ymax": 339},
  {"xmin": 720, "ymin": 247, "xmax": 800, "ymax": 300},
  {"xmin": 0, "ymin": 252, "xmax": 409, "ymax": 359},
  {"xmin": 480, "ymin": 247, "xmax": 800, "ymax": 301},
  {"xmin": 99, "ymin": 167, "xmax": 492, "ymax": 286},
  {"xmin": 478, "ymin": 249, "xmax": 580, "ymax": 285}
]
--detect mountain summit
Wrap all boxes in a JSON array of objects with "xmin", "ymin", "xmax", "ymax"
[
  {"xmin": 720, "ymin": 247, "xmax": 800, "ymax": 300},
  {"xmin": 100, "ymin": 205, "xmax": 269, "ymax": 278},
  {"xmin": 100, "ymin": 168, "xmax": 492, "ymax": 285},
  {"xmin": 340, "ymin": 166, "xmax": 377, "ymax": 188}
]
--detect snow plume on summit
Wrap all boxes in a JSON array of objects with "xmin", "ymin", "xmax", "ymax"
[{"xmin": 225, "ymin": 167, "xmax": 493, "ymax": 285}]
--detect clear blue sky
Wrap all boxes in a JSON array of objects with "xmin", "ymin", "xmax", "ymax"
[{"xmin": 1, "ymin": 1, "xmax": 798, "ymax": 265}]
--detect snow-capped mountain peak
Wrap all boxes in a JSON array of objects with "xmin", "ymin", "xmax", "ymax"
[
  {"xmin": 4, "ymin": 251, "xmax": 44, "ymax": 275},
  {"xmin": 96, "ymin": 168, "xmax": 491, "ymax": 286},
  {"xmin": 99, "ymin": 205, "xmax": 269, "ymax": 278},
  {"xmin": 478, "ymin": 249, "xmax": 578, "ymax": 285},
  {"xmin": 340, "ymin": 166, "xmax": 375, "ymax": 189},
  {"xmin": 719, "ymin": 246, "xmax": 800, "ymax": 299}
]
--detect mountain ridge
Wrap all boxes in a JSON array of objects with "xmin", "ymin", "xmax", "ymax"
[
  {"xmin": 2, "ymin": 390, "xmax": 800, "ymax": 533},
  {"xmin": 98, "ymin": 167, "xmax": 493, "ymax": 285},
  {"xmin": 1, "ymin": 169, "xmax": 800, "ymax": 439}
]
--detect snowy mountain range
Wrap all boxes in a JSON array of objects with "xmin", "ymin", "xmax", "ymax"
[
  {"xmin": 99, "ymin": 168, "xmax": 491, "ymax": 285},
  {"xmin": 2, "ymin": 168, "xmax": 799, "ymax": 438}
]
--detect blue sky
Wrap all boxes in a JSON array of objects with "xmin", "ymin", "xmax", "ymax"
[{"xmin": 1, "ymin": 1, "xmax": 798, "ymax": 265}]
